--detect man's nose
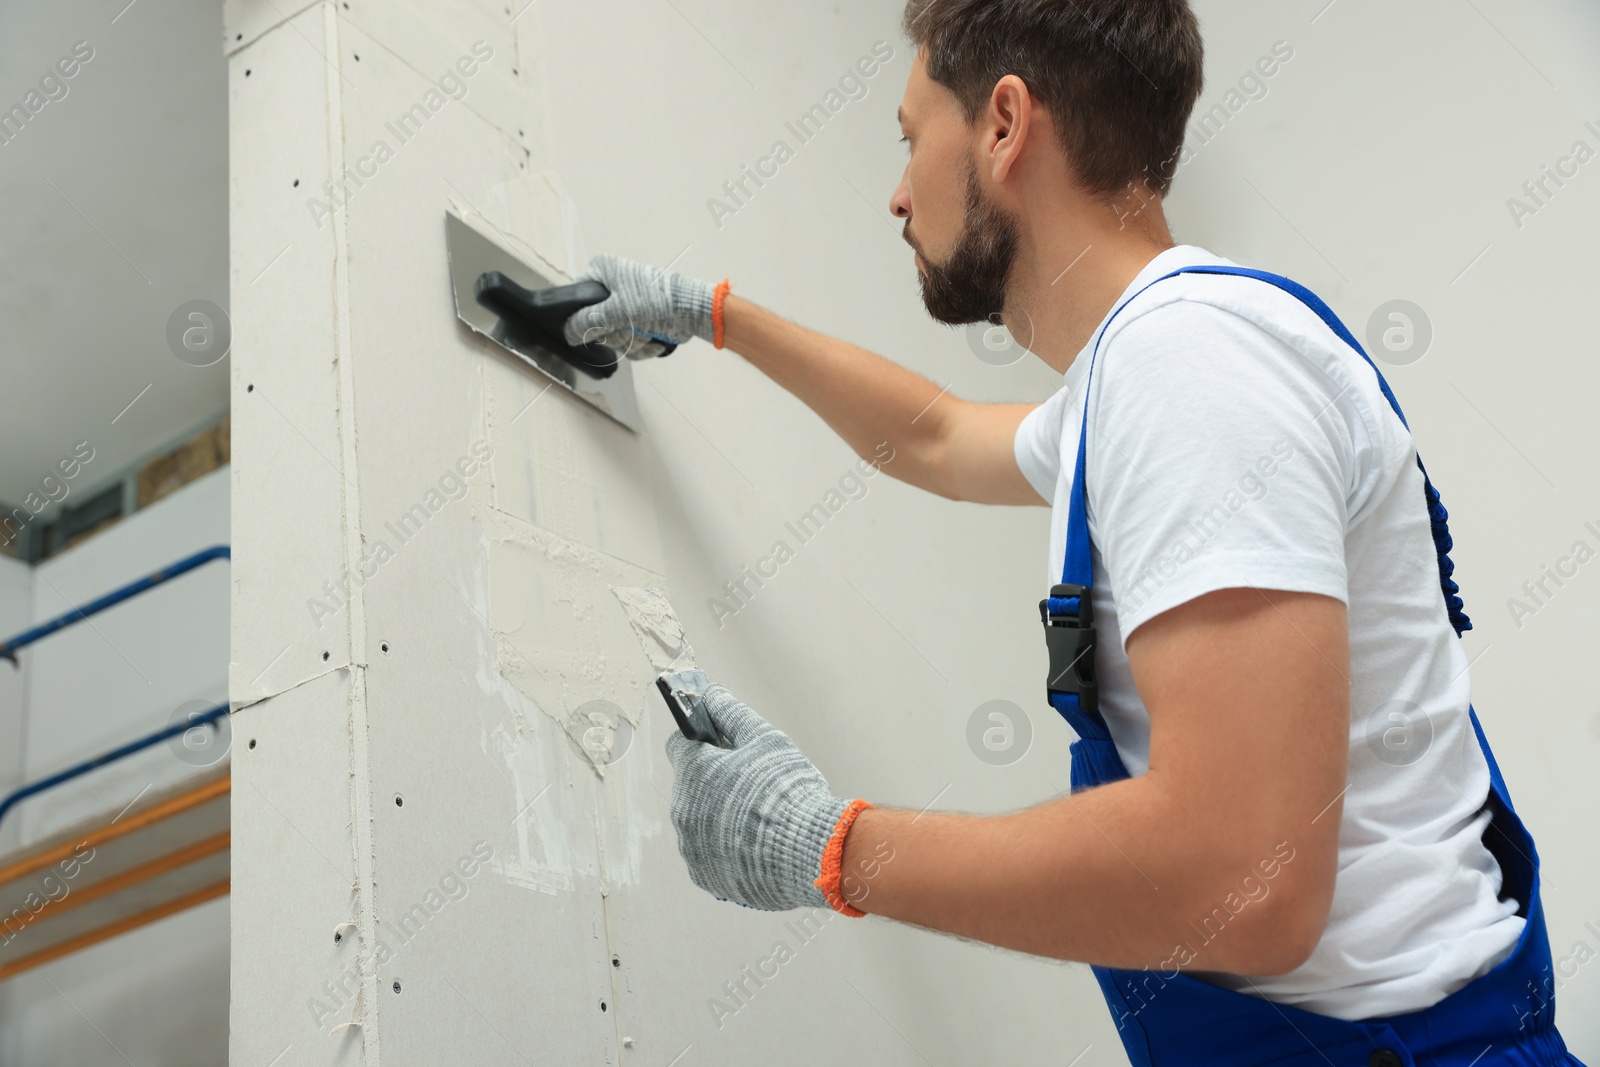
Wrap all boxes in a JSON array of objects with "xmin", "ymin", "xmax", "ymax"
[{"xmin": 890, "ymin": 168, "xmax": 911, "ymax": 219}]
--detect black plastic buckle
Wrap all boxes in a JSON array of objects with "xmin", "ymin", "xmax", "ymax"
[{"xmin": 1039, "ymin": 583, "xmax": 1098, "ymax": 715}]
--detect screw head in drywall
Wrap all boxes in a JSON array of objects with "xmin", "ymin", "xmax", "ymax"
[
  {"xmin": 393, "ymin": 980, "xmax": 401, "ymax": 994},
  {"xmin": 394, "ymin": 794, "xmax": 404, "ymax": 807}
]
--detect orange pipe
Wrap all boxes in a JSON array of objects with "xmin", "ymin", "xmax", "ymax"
[
  {"xmin": 0, "ymin": 879, "xmax": 229, "ymax": 982},
  {"xmin": 1, "ymin": 831, "xmax": 230, "ymax": 937},
  {"xmin": 0, "ymin": 774, "xmax": 230, "ymax": 889}
]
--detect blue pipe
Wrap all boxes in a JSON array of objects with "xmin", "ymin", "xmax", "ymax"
[
  {"xmin": 0, "ymin": 545, "xmax": 231, "ymax": 665},
  {"xmin": 0, "ymin": 702, "xmax": 230, "ymax": 834}
]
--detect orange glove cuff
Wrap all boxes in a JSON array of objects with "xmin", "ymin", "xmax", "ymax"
[
  {"xmin": 814, "ymin": 798, "xmax": 873, "ymax": 917},
  {"xmin": 712, "ymin": 278, "xmax": 732, "ymax": 349}
]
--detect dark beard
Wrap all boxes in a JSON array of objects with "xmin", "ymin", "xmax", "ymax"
[{"xmin": 905, "ymin": 162, "xmax": 1020, "ymax": 326}]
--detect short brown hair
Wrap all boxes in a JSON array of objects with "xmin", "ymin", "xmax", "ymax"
[{"xmin": 903, "ymin": 0, "xmax": 1204, "ymax": 198}]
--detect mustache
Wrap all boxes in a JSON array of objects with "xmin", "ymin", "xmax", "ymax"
[{"xmin": 901, "ymin": 221, "xmax": 920, "ymax": 254}]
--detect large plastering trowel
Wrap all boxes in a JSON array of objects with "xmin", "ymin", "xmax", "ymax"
[{"xmin": 445, "ymin": 208, "xmax": 644, "ymax": 431}]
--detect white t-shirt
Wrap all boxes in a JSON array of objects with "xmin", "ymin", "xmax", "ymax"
[{"xmin": 1013, "ymin": 245, "xmax": 1524, "ymax": 1020}]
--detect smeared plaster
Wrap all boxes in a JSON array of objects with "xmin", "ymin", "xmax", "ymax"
[
  {"xmin": 611, "ymin": 587, "xmax": 696, "ymax": 674},
  {"xmin": 459, "ymin": 518, "xmax": 665, "ymax": 893},
  {"xmin": 475, "ymin": 505, "xmax": 661, "ymax": 772},
  {"xmin": 485, "ymin": 718, "xmax": 593, "ymax": 895}
]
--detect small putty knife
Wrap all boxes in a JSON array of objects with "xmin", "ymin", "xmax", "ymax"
[
  {"xmin": 655, "ymin": 668, "xmax": 728, "ymax": 748},
  {"xmin": 612, "ymin": 587, "xmax": 729, "ymax": 748}
]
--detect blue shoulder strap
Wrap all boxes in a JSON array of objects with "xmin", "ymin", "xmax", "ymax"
[{"xmin": 1060, "ymin": 265, "xmax": 1471, "ymax": 636}]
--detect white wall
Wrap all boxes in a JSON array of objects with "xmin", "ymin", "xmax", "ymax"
[
  {"xmin": 1169, "ymin": 1, "xmax": 1600, "ymax": 1053},
  {"xmin": 0, "ymin": 466, "xmax": 230, "ymax": 1066},
  {"xmin": 533, "ymin": 0, "xmax": 1600, "ymax": 1056}
]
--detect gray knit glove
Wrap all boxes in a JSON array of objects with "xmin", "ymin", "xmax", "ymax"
[
  {"xmin": 665, "ymin": 683, "xmax": 866, "ymax": 913},
  {"xmin": 562, "ymin": 254, "xmax": 717, "ymax": 360}
]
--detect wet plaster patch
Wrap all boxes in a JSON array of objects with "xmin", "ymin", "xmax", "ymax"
[
  {"xmin": 611, "ymin": 586, "xmax": 697, "ymax": 674},
  {"xmin": 479, "ymin": 506, "xmax": 664, "ymax": 773}
]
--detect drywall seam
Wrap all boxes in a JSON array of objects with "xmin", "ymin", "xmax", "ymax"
[
  {"xmin": 593, "ymin": 773, "xmax": 627, "ymax": 1057},
  {"xmin": 329, "ymin": 5, "xmax": 519, "ymax": 149},
  {"xmin": 232, "ymin": 662, "xmax": 349, "ymax": 713},
  {"xmin": 223, "ymin": 0, "xmax": 320, "ymax": 58},
  {"xmin": 328, "ymin": 8, "xmax": 441, "ymax": 96},
  {"xmin": 322, "ymin": 5, "xmax": 382, "ymax": 1061}
]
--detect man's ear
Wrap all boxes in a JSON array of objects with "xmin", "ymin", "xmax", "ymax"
[{"xmin": 987, "ymin": 74, "xmax": 1033, "ymax": 183}]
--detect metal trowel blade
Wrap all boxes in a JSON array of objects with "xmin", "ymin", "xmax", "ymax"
[{"xmin": 445, "ymin": 208, "xmax": 641, "ymax": 431}]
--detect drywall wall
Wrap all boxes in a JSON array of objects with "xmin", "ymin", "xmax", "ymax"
[
  {"xmin": 227, "ymin": 1, "xmax": 1598, "ymax": 1065},
  {"xmin": 227, "ymin": 2, "xmax": 1083, "ymax": 1064}
]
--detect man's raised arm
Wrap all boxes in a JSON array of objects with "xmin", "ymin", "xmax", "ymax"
[{"xmin": 562, "ymin": 255, "xmax": 1043, "ymax": 506}]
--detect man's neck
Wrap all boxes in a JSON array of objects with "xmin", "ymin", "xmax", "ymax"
[{"xmin": 1003, "ymin": 208, "xmax": 1178, "ymax": 375}]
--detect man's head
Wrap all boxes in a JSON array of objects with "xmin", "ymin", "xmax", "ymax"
[{"xmin": 892, "ymin": 0, "xmax": 1204, "ymax": 325}]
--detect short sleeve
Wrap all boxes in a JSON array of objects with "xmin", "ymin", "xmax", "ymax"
[
  {"xmin": 1014, "ymin": 386, "xmax": 1071, "ymax": 502},
  {"xmin": 1088, "ymin": 299, "xmax": 1356, "ymax": 646}
]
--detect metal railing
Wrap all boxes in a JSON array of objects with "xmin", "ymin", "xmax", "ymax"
[
  {"xmin": 0, "ymin": 544, "xmax": 230, "ymax": 664},
  {"xmin": 0, "ymin": 545, "xmax": 231, "ymax": 833},
  {"xmin": 0, "ymin": 703, "xmax": 228, "ymax": 832}
]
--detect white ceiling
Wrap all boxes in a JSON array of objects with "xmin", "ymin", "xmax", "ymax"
[{"xmin": 0, "ymin": 0, "xmax": 227, "ymax": 505}]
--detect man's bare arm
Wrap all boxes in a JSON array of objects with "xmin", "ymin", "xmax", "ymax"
[
  {"xmin": 834, "ymin": 588, "xmax": 1349, "ymax": 976},
  {"xmin": 722, "ymin": 295, "xmax": 1043, "ymax": 505}
]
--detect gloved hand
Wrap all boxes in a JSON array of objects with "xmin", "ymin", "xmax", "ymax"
[
  {"xmin": 665, "ymin": 682, "xmax": 872, "ymax": 914},
  {"xmin": 562, "ymin": 254, "xmax": 718, "ymax": 360}
]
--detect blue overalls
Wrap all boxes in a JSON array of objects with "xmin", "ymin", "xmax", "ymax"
[{"xmin": 1040, "ymin": 266, "xmax": 1586, "ymax": 1066}]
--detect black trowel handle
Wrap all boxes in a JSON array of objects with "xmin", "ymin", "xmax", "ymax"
[{"xmin": 474, "ymin": 271, "xmax": 621, "ymax": 379}]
